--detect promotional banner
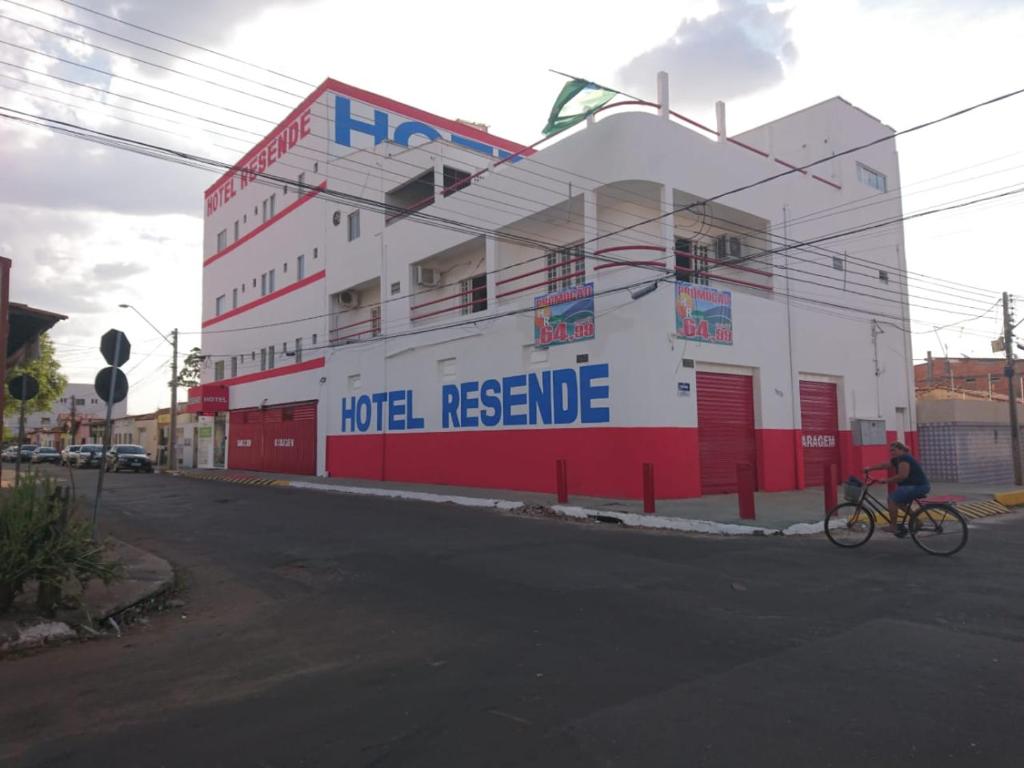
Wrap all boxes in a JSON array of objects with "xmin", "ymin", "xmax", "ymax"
[
  {"xmin": 534, "ymin": 283, "xmax": 596, "ymax": 348},
  {"xmin": 675, "ymin": 282, "xmax": 733, "ymax": 345}
]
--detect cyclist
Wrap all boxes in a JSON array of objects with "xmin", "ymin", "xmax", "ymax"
[{"xmin": 865, "ymin": 441, "xmax": 931, "ymax": 533}]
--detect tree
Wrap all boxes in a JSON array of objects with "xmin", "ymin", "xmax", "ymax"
[
  {"xmin": 174, "ymin": 347, "xmax": 203, "ymax": 389},
  {"xmin": 4, "ymin": 333, "xmax": 67, "ymax": 418}
]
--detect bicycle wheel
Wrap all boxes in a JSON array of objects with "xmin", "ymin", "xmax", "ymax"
[
  {"xmin": 910, "ymin": 503, "xmax": 968, "ymax": 556},
  {"xmin": 825, "ymin": 502, "xmax": 875, "ymax": 548}
]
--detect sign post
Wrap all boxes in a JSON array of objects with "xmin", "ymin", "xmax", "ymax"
[
  {"xmin": 92, "ymin": 329, "xmax": 130, "ymax": 535},
  {"xmin": 8, "ymin": 373, "xmax": 39, "ymax": 486}
]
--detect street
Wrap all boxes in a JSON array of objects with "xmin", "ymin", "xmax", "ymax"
[{"xmin": 2, "ymin": 470, "xmax": 1023, "ymax": 767}]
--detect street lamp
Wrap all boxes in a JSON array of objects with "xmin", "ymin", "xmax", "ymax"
[{"xmin": 119, "ymin": 304, "xmax": 179, "ymax": 471}]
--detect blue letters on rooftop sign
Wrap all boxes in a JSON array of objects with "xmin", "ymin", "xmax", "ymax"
[{"xmin": 342, "ymin": 364, "xmax": 610, "ymax": 433}]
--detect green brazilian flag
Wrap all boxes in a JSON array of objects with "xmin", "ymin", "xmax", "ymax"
[{"xmin": 542, "ymin": 79, "xmax": 618, "ymax": 136}]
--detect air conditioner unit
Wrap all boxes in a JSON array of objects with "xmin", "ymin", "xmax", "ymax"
[
  {"xmin": 715, "ymin": 234, "xmax": 743, "ymax": 262},
  {"xmin": 416, "ymin": 266, "xmax": 441, "ymax": 287},
  {"xmin": 338, "ymin": 290, "xmax": 359, "ymax": 308}
]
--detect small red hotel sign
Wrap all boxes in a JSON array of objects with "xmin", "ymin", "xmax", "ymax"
[{"xmin": 186, "ymin": 384, "xmax": 229, "ymax": 414}]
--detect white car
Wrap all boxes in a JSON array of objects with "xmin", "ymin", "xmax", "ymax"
[{"xmin": 61, "ymin": 445, "xmax": 84, "ymax": 466}]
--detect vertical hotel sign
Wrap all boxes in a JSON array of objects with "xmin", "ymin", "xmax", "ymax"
[
  {"xmin": 675, "ymin": 283, "xmax": 733, "ymax": 345},
  {"xmin": 534, "ymin": 283, "xmax": 596, "ymax": 348}
]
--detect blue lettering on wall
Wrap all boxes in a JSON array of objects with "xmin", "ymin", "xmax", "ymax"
[
  {"xmin": 339, "ymin": 364, "xmax": 610, "ymax": 433},
  {"xmin": 394, "ymin": 121, "xmax": 442, "ymax": 147},
  {"xmin": 334, "ymin": 96, "xmax": 388, "ymax": 146}
]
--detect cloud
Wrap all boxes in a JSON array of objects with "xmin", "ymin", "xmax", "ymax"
[
  {"xmin": 616, "ymin": 0, "xmax": 796, "ymax": 105},
  {"xmin": 91, "ymin": 261, "xmax": 148, "ymax": 280}
]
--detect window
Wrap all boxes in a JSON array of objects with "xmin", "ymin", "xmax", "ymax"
[
  {"xmin": 371, "ymin": 306, "xmax": 382, "ymax": 337},
  {"xmin": 92, "ymin": 398, "xmax": 98, "ymax": 404},
  {"xmin": 262, "ymin": 198, "xmax": 269, "ymax": 223},
  {"xmin": 261, "ymin": 273, "xmax": 268, "ymax": 296},
  {"xmin": 879, "ymin": 269, "xmax": 889, "ymax": 284},
  {"xmin": 298, "ymin": 172, "xmax": 305, "ymax": 192},
  {"xmin": 233, "ymin": 220, "xmax": 239, "ymax": 242},
  {"xmin": 385, "ymin": 170, "xmax": 434, "ymax": 223},
  {"xmin": 260, "ymin": 348, "xmax": 267, "ymax": 371},
  {"xmin": 546, "ymin": 244, "xmax": 586, "ymax": 290},
  {"xmin": 283, "ymin": 262, "xmax": 288, "ymax": 274},
  {"xmin": 348, "ymin": 210, "xmax": 360, "ymax": 241},
  {"xmin": 442, "ymin": 166, "xmax": 472, "ymax": 197},
  {"xmin": 268, "ymin": 269, "xmax": 275, "ymax": 292},
  {"xmin": 230, "ymin": 356, "xmax": 238, "ymax": 378},
  {"xmin": 214, "ymin": 360, "xmax": 225, "ymax": 381},
  {"xmin": 270, "ymin": 194, "xmax": 276, "ymax": 217},
  {"xmin": 215, "ymin": 294, "xmax": 226, "ymax": 316},
  {"xmin": 261, "ymin": 194, "xmax": 276, "ymax": 223},
  {"xmin": 460, "ymin": 275, "xmax": 488, "ymax": 314},
  {"xmin": 268, "ymin": 345, "xmax": 275, "ymax": 370},
  {"xmin": 313, "ymin": 247, "xmax": 318, "ymax": 260},
  {"xmin": 674, "ymin": 238, "xmax": 709, "ymax": 285},
  {"xmin": 832, "ymin": 256, "xmax": 845, "ymax": 271},
  {"xmin": 390, "ymin": 281, "xmax": 401, "ymax": 295},
  {"xmin": 294, "ymin": 337, "xmax": 303, "ymax": 364},
  {"xmin": 297, "ymin": 254, "xmax": 305, "ymax": 280},
  {"xmin": 857, "ymin": 162, "xmax": 887, "ymax": 192},
  {"xmin": 312, "ymin": 334, "xmax": 317, "ymax": 345},
  {"xmin": 232, "ymin": 288, "xmax": 238, "ymax": 309},
  {"xmin": 75, "ymin": 398, "xmax": 85, "ymax": 406},
  {"xmin": 216, "ymin": 229, "xmax": 227, "ymax": 251}
]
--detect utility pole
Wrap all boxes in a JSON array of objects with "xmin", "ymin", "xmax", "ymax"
[
  {"xmin": 1003, "ymin": 292, "xmax": 1022, "ymax": 485},
  {"xmin": 169, "ymin": 328, "xmax": 178, "ymax": 471}
]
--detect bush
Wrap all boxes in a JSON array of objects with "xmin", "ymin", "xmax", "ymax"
[{"xmin": 0, "ymin": 473, "xmax": 121, "ymax": 615}]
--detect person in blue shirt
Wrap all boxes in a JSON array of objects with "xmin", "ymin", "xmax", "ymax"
[{"xmin": 865, "ymin": 441, "xmax": 931, "ymax": 533}]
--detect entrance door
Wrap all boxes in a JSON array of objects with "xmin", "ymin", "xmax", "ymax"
[
  {"xmin": 696, "ymin": 372, "xmax": 757, "ymax": 494},
  {"xmin": 799, "ymin": 381, "xmax": 840, "ymax": 486}
]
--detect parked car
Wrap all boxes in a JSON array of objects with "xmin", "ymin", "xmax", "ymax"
[
  {"xmin": 1, "ymin": 446, "xmax": 17, "ymax": 462},
  {"xmin": 105, "ymin": 444, "xmax": 154, "ymax": 473},
  {"xmin": 74, "ymin": 444, "xmax": 105, "ymax": 469},
  {"xmin": 61, "ymin": 445, "xmax": 84, "ymax": 466},
  {"xmin": 30, "ymin": 446, "xmax": 61, "ymax": 464},
  {"xmin": 18, "ymin": 444, "xmax": 37, "ymax": 462}
]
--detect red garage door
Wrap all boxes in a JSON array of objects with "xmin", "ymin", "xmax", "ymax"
[
  {"xmin": 697, "ymin": 372, "xmax": 757, "ymax": 494},
  {"xmin": 799, "ymin": 381, "xmax": 839, "ymax": 487},
  {"xmin": 229, "ymin": 401, "xmax": 317, "ymax": 475}
]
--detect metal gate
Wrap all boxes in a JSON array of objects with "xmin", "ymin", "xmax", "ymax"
[
  {"xmin": 696, "ymin": 372, "xmax": 757, "ymax": 494},
  {"xmin": 228, "ymin": 401, "xmax": 317, "ymax": 475},
  {"xmin": 799, "ymin": 381, "xmax": 839, "ymax": 487}
]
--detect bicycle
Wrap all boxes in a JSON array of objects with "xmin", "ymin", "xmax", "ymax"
[{"xmin": 825, "ymin": 476, "xmax": 968, "ymax": 556}]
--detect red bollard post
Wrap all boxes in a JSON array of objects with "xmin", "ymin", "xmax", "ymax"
[
  {"xmin": 737, "ymin": 463, "xmax": 756, "ymax": 520},
  {"xmin": 642, "ymin": 462, "xmax": 655, "ymax": 514},
  {"xmin": 555, "ymin": 458, "xmax": 568, "ymax": 504},
  {"xmin": 824, "ymin": 463, "xmax": 838, "ymax": 512}
]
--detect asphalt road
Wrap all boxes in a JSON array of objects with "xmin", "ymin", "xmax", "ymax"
[{"xmin": 2, "ymin": 468, "xmax": 1023, "ymax": 767}]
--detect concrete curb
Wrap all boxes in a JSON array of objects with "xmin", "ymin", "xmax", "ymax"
[
  {"xmin": 286, "ymin": 480, "xmax": 822, "ymax": 536},
  {"xmin": 993, "ymin": 490, "xmax": 1024, "ymax": 508}
]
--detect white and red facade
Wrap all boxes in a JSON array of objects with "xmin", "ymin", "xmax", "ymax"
[{"xmin": 197, "ymin": 75, "xmax": 916, "ymax": 498}]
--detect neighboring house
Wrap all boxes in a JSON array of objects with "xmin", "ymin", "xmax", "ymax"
[{"xmin": 915, "ymin": 354, "xmax": 1022, "ymax": 401}]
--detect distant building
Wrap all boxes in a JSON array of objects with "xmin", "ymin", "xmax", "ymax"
[
  {"xmin": 4, "ymin": 382, "xmax": 128, "ymax": 447},
  {"xmin": 915, "ymin": 353, "xmax": 1021, "ymax": 402}
]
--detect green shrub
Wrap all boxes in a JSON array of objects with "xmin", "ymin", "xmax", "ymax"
[{"xmin": 0, "ymin": 473, "xmax": 121, "ymax": 615}]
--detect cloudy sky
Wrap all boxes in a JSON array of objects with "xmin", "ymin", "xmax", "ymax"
[{"xmin": 1, "ymin": 0, "xmax": 1023, "ymax": 412}]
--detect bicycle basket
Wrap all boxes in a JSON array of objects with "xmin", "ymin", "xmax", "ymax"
[{"xmin": 842, "ymin": 482, "xmax": 863, "ymax": 502}]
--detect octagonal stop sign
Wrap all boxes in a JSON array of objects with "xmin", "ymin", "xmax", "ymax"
[{"xmin": 100, "ymin": 329, "xmax": 131, "ymax": 367}]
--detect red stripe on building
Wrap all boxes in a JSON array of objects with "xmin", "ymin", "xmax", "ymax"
[
  {"xmin": 216, "ymin": 356, "xmax": 325, "ymax": 388},
  {"xmin": 205, "ymin": 181, "xmax": 326, "ymax": 267},
  {"xmin": 203, "ymin": 270, "xmax": 325, "ymax": 328}
]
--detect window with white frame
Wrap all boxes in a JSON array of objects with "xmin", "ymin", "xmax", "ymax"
[
  {"xmin": 216, "ymin": 229, "xmax": 227, "ymax": 251},
  {"xmin": 215, "ymin": 294, "xmax": 226, "ymax": 316},
  {"xmin": 294, "ymin": 338, "xmax": 303, "ymax": 364},
  {"xmin": 297, "ymin": 172, "xmax": 305, "ymax": 192},
  {"xmin": 297, "ymin": 254, "xmax": 305, "ymax": 280},
  {"xmin": 348, "ymin": 210, "xmax": 360, "ymax": 241},
  {"xmin": 268, "ymin": 345, "xmax": 275, "ymax": 370},
  {"xmin": 460, "ymin": 275, "xmax": 488, "ymax": 315},
  {"xmin": 674, "ymin": 238, "xmax": 709, "ymax": 285},
  {"xmin": 546, "ymin": 244, "xmax": 585, "ymax": 291},
  {"xmin": 214, "ymin": 360, "xmax": 224, "ymax": 381},
  {"xmin": 232, "ymin": 287, "xmax": 238, "ymax": 309},
  {"xmin": 857, "ymin": 162, "xmax": 887, "ymax": 192},
  {"xmin": 233, "ymin": 220, "xmax": 239, "ymax": 242},
  {"xmin": 230, "ymin": 356, "xmax": 238, "ymax": 378},
  {"xmin": 260, "ymin": 348, "xmax": 267, "ymax": 371},
  {"xmin": 371, "ymin": 306, "xmax": 382, "ymax": 337}
]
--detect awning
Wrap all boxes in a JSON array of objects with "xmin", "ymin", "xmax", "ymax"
[{"xmin": 186, "ymin": 384, "xmax": 229, "ymax": 414}]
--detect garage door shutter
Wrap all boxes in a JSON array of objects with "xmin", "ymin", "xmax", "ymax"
[
  {"xmin": 228, "ymin": 401, "xmax": 316, "ymax": 475},
  {"xmin": 697, "ymin": 372, "xmax": 757, "ymax": 494},
  {"xmin": 799, "ymin": 381, "xmax": 839, "ymax": 487}
]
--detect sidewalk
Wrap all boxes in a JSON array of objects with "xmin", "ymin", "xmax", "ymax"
[
  {"xmin": 172, "ymin": 469, "xmax": 1024, "ymax": 536},
  {"xmin": 1, "ymin": 538, "xmax": 175, "ymax": 655}
]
